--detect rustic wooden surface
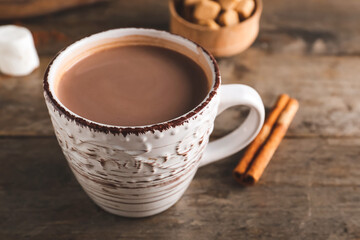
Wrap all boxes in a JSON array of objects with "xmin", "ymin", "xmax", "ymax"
[
  {"xmin": 1, "ymin": 0, "xmax": 360, "ymax": 239},
  {"xmin": 0, "ymin": 0, "xmax": 104, "ymax": 20}
]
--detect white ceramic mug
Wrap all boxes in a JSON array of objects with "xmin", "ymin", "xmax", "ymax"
[{"xmin": 44, "ymin": 28, "xmax": 265, "ymax": 218}]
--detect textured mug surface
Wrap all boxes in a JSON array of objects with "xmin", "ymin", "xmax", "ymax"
[{"xmin": 44, "ymin": 28, "xmax": 264, "ymax": 217}]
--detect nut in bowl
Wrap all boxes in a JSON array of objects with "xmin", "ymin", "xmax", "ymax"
[{"xmin": 169, "ymin": 0, "xmax": 262, "ymax": 57}]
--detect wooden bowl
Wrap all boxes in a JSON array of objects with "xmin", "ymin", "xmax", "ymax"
[{"xmin": 169, "ymin": 0, "xmax": 262, "ymax": 57}]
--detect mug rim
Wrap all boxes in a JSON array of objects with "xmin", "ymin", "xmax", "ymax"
[{"xmin": 43, "ymin": 28, "xmax": 220, "ymax": 136}]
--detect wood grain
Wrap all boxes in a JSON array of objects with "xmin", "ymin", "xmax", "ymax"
[
  {"xmin": 1, "ymin": 138, "xmax": 360, "ymax": 239},
  {"xmin": 0, "ymin": 0, "xmax": 358, "ymax": 137},
  {"xmin": 0, "ymin": 0, "xmax": 357, "ymax": 56},
  {"xmin": 0, "ymin": 0, "xmax": 359, "ymax": 238},
  {"xmin": 169, "ymin": 0, "xmax": 262, "ymax": 57},
  {"xmin": 0, "ymin": 0, "xmax": 105, "ymax": 19},
  {"xmin": 0, "ymin": 57, "xmax": 52, "ymax": 136},
  {"xmin": 1, "ymin": 52, "xmax": 359, "ymax": 137},
  {"xmin": 215, "ymin": 51, "xmax": 360, "ymax": 138}
]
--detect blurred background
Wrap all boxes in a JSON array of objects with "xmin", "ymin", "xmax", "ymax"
[{"xmin": 1, "ymin": 0, "xmax": 360, "ymax": 239}]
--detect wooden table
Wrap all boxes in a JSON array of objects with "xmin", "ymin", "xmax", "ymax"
[{"xmin": 1, "ymin": 0, "xmax": 360, "ymax": 239}]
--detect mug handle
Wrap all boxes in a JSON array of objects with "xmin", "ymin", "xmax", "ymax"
[{"xmin": 200, "ymin": 84, "xmax": 265, "ymax": 167}]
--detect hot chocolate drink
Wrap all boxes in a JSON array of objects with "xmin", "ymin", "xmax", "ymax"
[{"xmin": 56, "ymin": 45, "xmax": 209, "ymax": 126}]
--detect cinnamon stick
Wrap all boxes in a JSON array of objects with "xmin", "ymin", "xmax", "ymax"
[
  {"xmin": 241, "ymin": 98, "xmax": 299, "ymax": 185},
  {"xmin": 233, "ymin": 94, "xmax": 290, "ymax": 183}
]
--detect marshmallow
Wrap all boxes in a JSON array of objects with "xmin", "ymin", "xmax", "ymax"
[
  {"xmin": 218, "ymin": 10, "xmax": 239, "ymax": 26},
  {"xmin": 193, "ymin": 1, "xmax": 221, "ymax": 21},
  {"xmin": 197, "ymin": 19, "xmax": 221, "ymax": 29},
  {"xmin": 0, "ymin": 25, "xmax": 39, "ymax": 76},
  {"xmin": 184, "ymin": 0, "xmax": 205, "ymax": 6},
  {"xmin": 236, "ymin": 0, "xmax": 255, "ymax": 18},
  {"xmin": 219, "ymin": 0, "xmax": 240, "ymax": 10}
]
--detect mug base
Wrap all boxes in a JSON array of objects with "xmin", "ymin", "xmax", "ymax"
[{"xmin": 92, "ymin": 187, "xmax": 187, "ymax": 218}]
